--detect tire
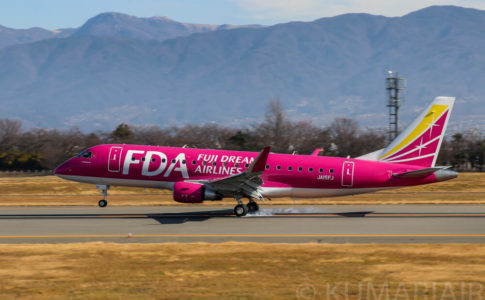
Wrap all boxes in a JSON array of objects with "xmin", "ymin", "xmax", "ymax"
[
  {"xmin": 234, "ymin": 204, "xmax": 248, "ymax": 217},
  {"xmin": 247, "ymin": 202, "xmax": 259, "ymax": 212},
  {"xmin": 98, "ymin": 199, "xmax": 108, "ymax": 207}
]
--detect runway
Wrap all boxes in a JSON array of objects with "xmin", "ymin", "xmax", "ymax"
[{"xmin": 0, "ymin": 205, "xmax": 484, "ymax": 243}]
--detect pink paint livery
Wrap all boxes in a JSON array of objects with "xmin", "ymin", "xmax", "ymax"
[{"xmin": 55, "ymin": 97, "xmax": 457, "ymax": 216}]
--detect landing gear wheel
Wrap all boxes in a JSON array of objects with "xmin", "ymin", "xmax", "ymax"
[
  {"xmin": 247, "ymin": 202, "xmax": 259, "ymax": 213},
  {"xmin": 234, "ymin": 204, "xmax": 248, "ymax": 217},
  {"xmin": 98, "ymin": 199, "xmax": 108, "ymax": 207}
]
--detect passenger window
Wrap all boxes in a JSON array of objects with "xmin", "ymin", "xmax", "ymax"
[
  {"xmin": 152, "ymin": 158, "xmax": 156, "ymax": 162},
  {"xmin": 235, "ymin": 163, "xmax": 239, "ymax": 167},
  {"xmin": 131, "ymin": 156, "xmax": 135, "ymax": 161},
  {"xmin": 202, "ymin": 161, "xmax": 207, "ymax": 166},
  {"xmin": 298, "ymin": 167, "xmax": 302, "ymax": 172},
  {"xmin": 182, "ymin": 160, "xmax": 186, "ymax": 164},
  {"xmin": 172, "ymin": 159, "xmax": 176, "ymax": 163},
  {"xmin": 245, "ymin": 164, "xmax": 249, "ymax": 168},
  {"xmin": 276, "ymin": 165, "xmax": 281, "ymax": 170},
  {"xmin": 330, "ymin": 169, "xmax": 334, "ymax": 174},
  {"xmin": 308, "ymin": 168, "xmax": 313, "ymax": 172},
  {"xmin": 162, "ymin": 158, "xmax": 166, "ymax": 163},
  {"xmin": 319, "ymin": 168, "xmax": 323, "ymax": 173},
  {"xmin": 192, "ymin": 160, "xmax": 196, "ymax": 165},
  {"xmin": 265, "ymin": 165, "xmax": 270, "ymax": 170},
  {"xmin": 288, "ymin": 166, "xmax": 292, "ymax": 171},
  {"xmin": 141, "ymin": 157, "xmax": 145, "ymax": 162},
  {"xmin": 212, "ymin": 162, "xmax": 217, "ymax": 166}
]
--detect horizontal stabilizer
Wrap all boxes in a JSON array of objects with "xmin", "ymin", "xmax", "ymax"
[{"xmin": 392, "ymin": 166, "xmax": 450, "ymax": 178}]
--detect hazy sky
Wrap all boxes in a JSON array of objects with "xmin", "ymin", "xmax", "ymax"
[{"xmin": 2, "ymin": 0, "xmax": 485, "ymax": 29}]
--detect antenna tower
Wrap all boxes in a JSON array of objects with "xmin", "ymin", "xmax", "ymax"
[{"xmin": 386, "ymin": 71, "xmax": 405, "ymax": 142}]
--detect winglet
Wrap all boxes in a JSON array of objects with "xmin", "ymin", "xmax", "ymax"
[
  {"xmin": 247, "ymin": 146, "xmax": 271, "ymax": 173},
  {"xmin": 311, "ymin": 148, "xmax": 323, "ymax": 156}
]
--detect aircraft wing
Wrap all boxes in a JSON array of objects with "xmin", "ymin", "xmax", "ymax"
[{"xmin": 191, "ymin": 146, "xmax": 271, "ymax": 201}]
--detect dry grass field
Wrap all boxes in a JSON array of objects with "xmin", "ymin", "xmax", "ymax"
[
  {"xmin": 0, "ymin": 243, "xmax": 483, "ymax": 299},
  {"xmin": 0, "ymin": 172, "xmax": 483, "ymax": 206}
]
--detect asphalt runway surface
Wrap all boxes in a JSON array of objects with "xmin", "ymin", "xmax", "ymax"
[{"xmin": 0, "ymin": 205, "xmax": 484, "ymax": 243}]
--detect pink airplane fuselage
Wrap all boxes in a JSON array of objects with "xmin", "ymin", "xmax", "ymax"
[{"xmin": 54, "ymin": 144, "xmax": 447, "ymax": 198}]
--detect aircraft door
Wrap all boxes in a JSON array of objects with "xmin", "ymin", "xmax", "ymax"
[
  {"xmin": 341, "ymin": 161, "xmax": 354, "ymax": 187},
  {"xmin": 108, "ymin": 146, "xmax": 123, "ymax": 172}
]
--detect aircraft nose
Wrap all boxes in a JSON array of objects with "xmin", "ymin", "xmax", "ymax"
[{"xmin": 54, "ymin": 161, "xmax": 73, "ymax": 176}]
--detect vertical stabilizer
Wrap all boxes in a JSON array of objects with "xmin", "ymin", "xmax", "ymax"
[{"xmin": 377, "ymin": 97, "xmax": 455, "ymax": 167}]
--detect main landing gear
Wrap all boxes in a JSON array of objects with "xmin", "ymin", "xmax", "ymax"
[
  {"xmin": 96, "ymin": 185, "xmax": 109, "ymax": 207},
  {"xmin": 234, "ymin": 204, "xmax": 248, "ymax": 217},
  {"xmin": 233, "ymin": 195, "xmax": 260, "ymax": 217},
  {"xmin": 247, "ymin": 201, "xmax": 259, "ymax": 213}
]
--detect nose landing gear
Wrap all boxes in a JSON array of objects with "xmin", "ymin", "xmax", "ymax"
[{"xmin": 96, "ymin": 185, "xmax": 109, "ymax": 207}]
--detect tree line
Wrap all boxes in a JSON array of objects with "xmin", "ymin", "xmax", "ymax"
[{"xmin": 0, "ymin": 101, "xmax": 483, "ymax": 171}]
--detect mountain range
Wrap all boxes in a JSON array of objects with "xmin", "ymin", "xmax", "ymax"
[
  {"xmin": 0, "ymin": 6, "xmax": 483, "ymax": 131},
  {"xmin": 0, "ymin": 12, "xmax": 261, "ymax": 49}
]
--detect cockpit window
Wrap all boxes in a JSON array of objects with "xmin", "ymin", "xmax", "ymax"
[{"xmin": 76, "ymin": 150, "xmax": 92, "ymax": 159}]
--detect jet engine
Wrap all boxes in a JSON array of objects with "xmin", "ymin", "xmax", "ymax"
[{"xmin": 173, "ymin": 181, "xmax": 223, "ymax": 203}]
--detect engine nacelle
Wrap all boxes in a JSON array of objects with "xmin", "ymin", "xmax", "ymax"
[{"xmin": 173, "ymin": 181, "xmax": 223, "ymax": 203}]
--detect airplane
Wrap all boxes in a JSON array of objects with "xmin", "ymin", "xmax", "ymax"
[{"xmin": 54, "ymin": 97, "xmax": 457, "ymax": 217}]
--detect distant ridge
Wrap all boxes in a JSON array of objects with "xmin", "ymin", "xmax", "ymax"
[
  {"xmin": 0, "ymin": 12, "xmax": 262, "ymax": 49},
  {"xmin": 0, "ymin": 25, "xmax": 73, "ymax": 49},
  {"xmin": 0, "ymin": 5, "xmax": 483, "ymax": 131},
  {"xmin": 72, "ymin": 12, "xmax": 218, "ymax": 41}
]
